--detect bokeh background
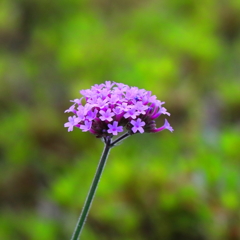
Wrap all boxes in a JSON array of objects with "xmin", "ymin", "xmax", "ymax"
[{"xmin": 1, "ymin": 0, "xmax": 240, "ymax": 239}]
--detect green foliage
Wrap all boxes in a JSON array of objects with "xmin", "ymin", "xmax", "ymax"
[{"xmin": 0, "ymin": 0, "xmax": 240, "ymax": 239}]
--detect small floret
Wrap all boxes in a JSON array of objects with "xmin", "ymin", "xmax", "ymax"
[
  {"xmin": 64, "ymin": 116, "xmax": 79, "ymax": 132},
  {"xmin": 130, "ymin": 118, "xmax": 146, "ymax": 133},
  {"xmin": 107, "ymin": 121, "xmax": 123, "ymax": 135},
  {"xmin": 99, "ymin": 109, "xmax": 115, "ymax": 121},
  {"xmin": 80, "ymin": 121, "xmax": 92, "ymax": 132}
]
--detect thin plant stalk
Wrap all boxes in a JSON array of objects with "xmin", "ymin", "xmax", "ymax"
[
  {"xmin": 70, "ymin": 133, "xmax": 130, "ymax": 240},
  {"xmin": 70, "ymin": 137, "xmax": 112, "ymax": 240}
]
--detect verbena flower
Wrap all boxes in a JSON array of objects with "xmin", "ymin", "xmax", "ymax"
[
  {"xmin": 130, "ymin": 118, "xmax": 146, "ymax": 133},
  {"xmin": 64, "ymin": 81, "xmax": 173, "ymax": 137},
  {"xmin": 65, "ymin": 81, "xmax": 174, "ymax": 240},
  {"xmin": 107, "ymin": 121, "xmax": 123, "ymax": 135}
]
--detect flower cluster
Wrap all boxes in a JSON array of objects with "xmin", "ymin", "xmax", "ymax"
[{"xmin": 64, "ymin": 81, "xmax": 173, "ymax": 137}]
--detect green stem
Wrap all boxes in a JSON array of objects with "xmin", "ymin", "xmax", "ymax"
[{"xmin": 71, "ymin": 137, "xmax": 112, "ymax": 240}]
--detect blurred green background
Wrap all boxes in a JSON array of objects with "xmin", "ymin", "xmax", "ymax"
[{"xmin": 1, "ymin": 0, "xmax": 240, "ymax": 239}]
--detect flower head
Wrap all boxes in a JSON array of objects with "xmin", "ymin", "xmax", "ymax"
[{"xmin": 64, "ymin": 81, "xmax": 173, "ymax": 137}]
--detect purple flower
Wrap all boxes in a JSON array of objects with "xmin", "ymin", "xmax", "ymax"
[
  {"xmin": 117, "ymin": 102, "xmax": 132, "ymax": 112},
  {"xmin": 99, "ymin": 109, "xmax": 115, "ymax": 121},
  {"xmin": 64, "ymin": 105, "xmax": 76, "ymax": 113},
  {"xmin": 124, "ymin": 108, "xmax": 139, "ymax": 119},
  {"xmin": 64, "ymin": 81, "xmax": 173, "ymax": 137},
  {"xmin": 104, "ymin": 80, "xmax": 114, "ymax": 89},
  {"xmin": 80, "ymin": 89, "xmax": 93, "ymax": 98},
  {"xmin": 91, "ymin": 83, "xmax": 104, "ymax": 91},
  {"xmin": 64, "ymin": 116, "xmax": 79, "ymax": 132},
  {"xmin": 80, "ymin": 120, "xmax": 92, "ymax": 132},
  {"xmin": 134, "ymin": 101, "xmax": 148, "ymax": 114},
  {"xmin": 90, "ymin": 97, "xmax": 108, "ymax": 109},
  {"xmin": 159, "ymin": 107, "xmax": 170, "ymax": 116},
  {"xmin": 130, "ymin": 118, "xmax": 146, "ymax": 133},
  {"xmin": 86, "ymin": 109, "xmax": 98, "ymax": 121},
  {"xmin": 107, "ymin": 121, "xmax": 123, "ymax": 135},
  {"xmin": 113, "ymin": 107, "xmax": 123, "ymax": 115},
  {"xmin": 125, "ymin": 87, "xmax": 139, "ymax": 99},
  {"xmin": 70, "ymin": 98, "xmax": 83, "ymax": 105},
  {"xmin": 151, "ymin": 119, "xmax": 174, "ymax": 133}
]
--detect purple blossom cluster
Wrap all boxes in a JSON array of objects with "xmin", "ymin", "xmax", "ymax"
[{"xmin": 64, "ymin": 81, "xmax": 173, "ymax": 137}]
